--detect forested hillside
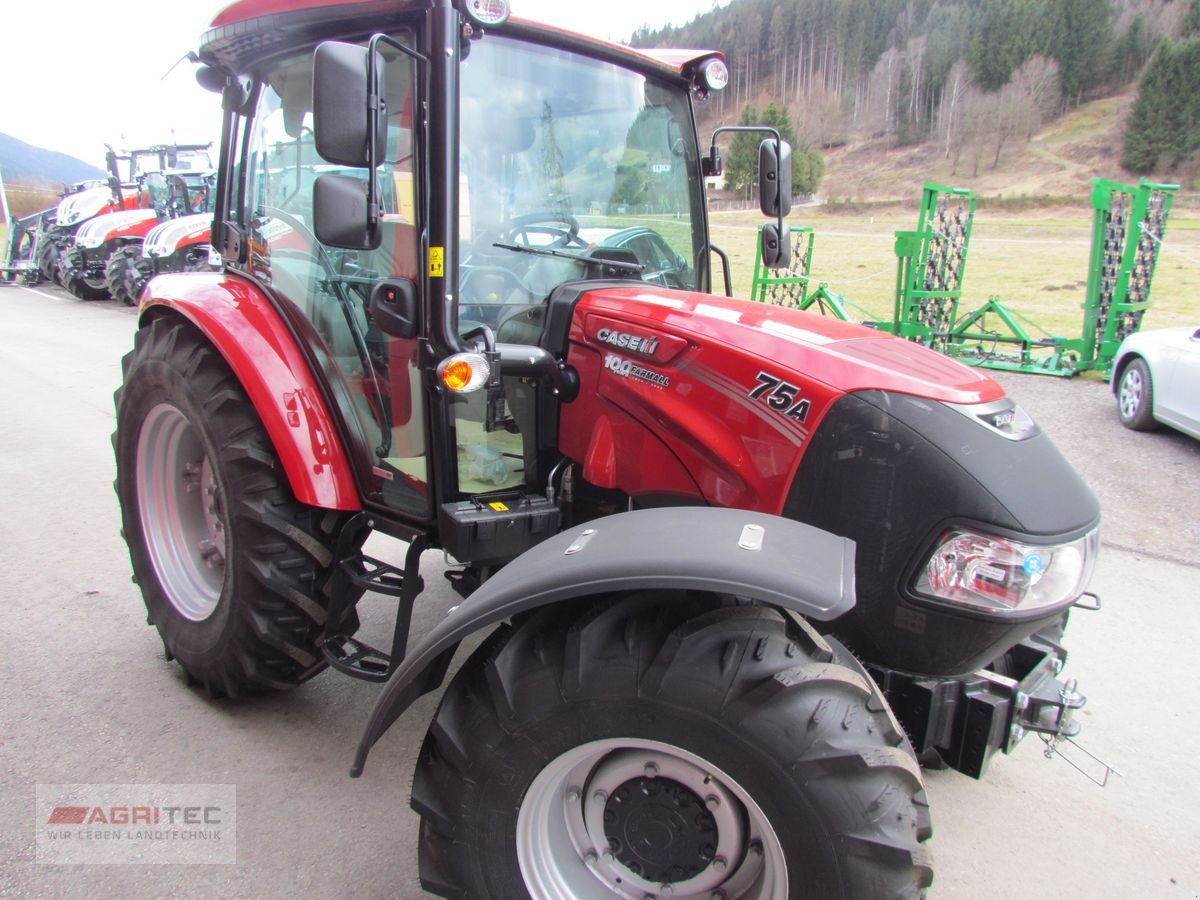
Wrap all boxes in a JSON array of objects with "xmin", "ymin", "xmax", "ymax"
[{"xmin": 633, "ymin": 0, "xmax": 1196, "ymax": 195}]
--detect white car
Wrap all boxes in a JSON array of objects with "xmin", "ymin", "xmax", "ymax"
[{"xmin": 1112, "ymin": 326, "xmax": 1200, "ymax": 439}]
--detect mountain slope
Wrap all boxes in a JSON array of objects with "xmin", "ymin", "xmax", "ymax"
[{"xmin": 0, "ymin": 132, "xmax": 106, "ymax": 188}]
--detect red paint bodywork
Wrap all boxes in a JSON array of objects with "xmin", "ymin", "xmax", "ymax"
[
  {"xmin": 560, "ymin": 286, "xmax": 1005, "ymax": 515},
  {"xmin": 141, "ymin": 273, "xmax": 361, "ymax": 511}
]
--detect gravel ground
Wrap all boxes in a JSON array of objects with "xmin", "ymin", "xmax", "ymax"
[{"xmin": 989, "ymin": 368, "xmax": 1200, "ymax": 567}]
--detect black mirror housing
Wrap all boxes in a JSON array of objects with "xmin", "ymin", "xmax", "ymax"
[
  {"xmin": 313, "ymin": 41, "xmax": 385, "ymax": 167},
  {"xmin": 313, "ymin": 173, "xmax": 381, "ymax": 250},
  {"xmin": 370, "ymin": 279, "xmax": 419, "ymax": 339},
  {"xmin": 758, "ymin": 139, "xmax": 793, "ymax": 218},
  {"xmin": 760, "ymin": 223, "xmax": 792, "ymax": 270}
]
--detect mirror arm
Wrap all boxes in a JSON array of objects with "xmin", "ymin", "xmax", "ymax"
[
  {"xmin": 708, "ymin": 124, "xmax": 786, "ymax": 248},
  {"xmin": 364, "ymin": 34, "xmax": 430, "ymax": 231}
]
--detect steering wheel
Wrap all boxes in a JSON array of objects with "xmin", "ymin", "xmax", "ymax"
[{"xmin": 490, "ymin": 211, "xmax": 587, "ymax": 251}]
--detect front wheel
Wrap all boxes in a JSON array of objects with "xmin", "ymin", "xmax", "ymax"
[
  {"xmin": 64, "ymin": 245, "xmax": 109, "ymax": 301},
  {"xmin": 1117, "ymin": 358, "xmax": 1158, "ymax": 431},
  {"xmin": 105, "ymin": 245, "xmax": 143, "ymax": 306},
  {"xmin": 114, "ymin": 317, "xmax": 358, "ymax": 698},
  {"xmin": 412, "ymin": 595, "xmax": 933, "ymax": 899}
]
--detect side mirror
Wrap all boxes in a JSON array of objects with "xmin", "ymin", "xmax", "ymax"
[
  {"xmin": 313, "ymin": 41, "xmax": 385, "ymax": 168},
  {"xmin": 759, "ymin": 139, "xmax": 793, "ymax": 218},
  {"xmin": 313, "ymin": 174, "xmax": 381, "ymax": 250},
  {"xmin": 760, "ymin": 223, "xmax": 792, "ymax": 270},
  {"xmin": 370, "ymin": 279, "xmax": 419, "ymax": 339}
]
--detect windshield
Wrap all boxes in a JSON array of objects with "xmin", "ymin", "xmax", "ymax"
[{"xmin": 458, "ymin": 36, "xmax": 704, "ymax": 335}]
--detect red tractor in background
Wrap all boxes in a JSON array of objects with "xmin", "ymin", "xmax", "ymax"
[
  {"xmin": 113, "ymin": 1, "xmax": 1102, "ymax": 896},
  {"xmin": 100, "ymin": 171, "xmax": 218, "ymax": 305},
  {"xmin": 60, "ymin": 147, "xmax": 213, "ymax": 301}
]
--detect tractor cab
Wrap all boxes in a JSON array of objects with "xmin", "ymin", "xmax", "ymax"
[{"xmin": 195, "ymin": 4, "xmax": 775, "ymax": 535}]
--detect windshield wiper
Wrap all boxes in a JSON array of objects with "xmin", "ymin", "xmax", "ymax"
[{"xmin": 492, "ymin": 241, "xmax": 644, "ymax": 274}]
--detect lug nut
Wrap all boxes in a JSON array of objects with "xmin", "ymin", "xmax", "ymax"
[
  {"xmin": 712, "ymin": 856, "xmax": 728, "ymax": 873},
  {"xmin": 705, "ymin": 794, "xmax": 721, "ymax": 810},
  {"xmin": 593, "ymin": 790, "xmax": 608, "ymax": 804},
  {"xmin": 644, "ymin": 762, "xmax": 659, "ymax": 778},
  {"xmin": 566, "ymin": 787, "xmax": 581, "ymax": 802},
  {"xmin": 583, "ymin": 849, "xmax": 598, "ymax": 864}
]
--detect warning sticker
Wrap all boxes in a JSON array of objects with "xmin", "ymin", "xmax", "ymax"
[
  {"xmin": 429, "ymin": 246, "xmax": 445, "ymax": 278},
  {"xmin": 488, "ymin": 501, "xmax": 510, "ymax": 512}
]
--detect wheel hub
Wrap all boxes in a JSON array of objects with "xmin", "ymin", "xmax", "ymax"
[
  {"xmin": 580, "ymin": 749, "xmax": 744, "ymax": 896},
  {"xmin": 602, "ymin": 775, "xmax": 717, "ymax": 884},
  {"xmin": 517, "ymin": 739, "xmax": 785, "ymax": 899},
  {"xmin": 1119, "ymin": 369, "xmax": 1142, "ymax": 418}
]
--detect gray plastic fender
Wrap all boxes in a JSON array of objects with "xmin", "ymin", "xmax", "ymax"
[{"xmin": 350, "ymin": 505, "xmax": 855, "ymax": 775}]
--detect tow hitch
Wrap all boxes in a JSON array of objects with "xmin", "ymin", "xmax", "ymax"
[{"xmin": 876, "ymin": 601, "xmax": 1117, "ymax": 784}]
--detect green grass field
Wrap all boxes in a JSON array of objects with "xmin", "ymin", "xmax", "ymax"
[{"xmin": 711, "ymin": 203, "xmax": 1200, "ymax": 341}]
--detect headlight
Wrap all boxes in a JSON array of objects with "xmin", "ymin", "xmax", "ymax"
[{"xmin": 915, "ymin": 527, "xmax": 1098, "ymax": 615}]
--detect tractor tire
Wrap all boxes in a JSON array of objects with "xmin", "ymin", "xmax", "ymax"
[
  {"xmin": 63, "ymin": 245, "xmax": 109, "ymax": 301},
  {"xmin": 114, "ymin": 317, "xmax": 359, "ymax": 698},
  {"xmin": 412, "ymin": 594, "xmax": 934, "ymax": 899},
  {"xmin": 105, "ymin": 246, "xmax": 141, "ymax": 306},
  {"xmin": 36, "ymin": 237, "xmax": 59, "ymax": 283},
  {"xmin": 1117, "ymin": 358, "xmax": 1158, "ymax": 431}
]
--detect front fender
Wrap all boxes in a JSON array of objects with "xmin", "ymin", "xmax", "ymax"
[
  {"xmin": 351, "ymin": 506, "xmax": 855, "ymax": 775},
  {"xmin": 141, "ymin": 272, "xmax": 361, "ymax": 510}
]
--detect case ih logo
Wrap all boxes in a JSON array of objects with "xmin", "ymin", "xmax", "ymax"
[
  {"xmin": 48, "ymin": 806, "xmax": 222, "ymax": 825},
  {"xmin": 596, "ymin": 327, "xmax": 659, "ymax": 357}
]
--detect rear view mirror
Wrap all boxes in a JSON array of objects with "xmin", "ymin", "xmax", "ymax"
[
  {"xmin": 313, "ymin": 174, "xmax": 380, "ymax": 250},
  {"xmin": 313, "ymin": 41, "xmax": 385, "ymax": 168},
  {"xmin": 759, "ymin": 139, "xmax": 793, "ymax": 218},
  {"xmin": 760, "ymin": 223, "xmax": 792, "ymax": 270}
]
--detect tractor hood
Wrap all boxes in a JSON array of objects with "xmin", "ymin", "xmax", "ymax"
[
  {"xmin": 572, "ymin": 285, "xmax": 1005, "ymax": 405},
  {"xmin": 55, "ymin": 186, "xmax": 118, "ymax": 227},
  {"xmin": 145, "ymin": 214, "xmax": 212, "ymax": 258},
  {"xmin": 74, "ymin": 209, "xmax": 160, "ymax": 249}
]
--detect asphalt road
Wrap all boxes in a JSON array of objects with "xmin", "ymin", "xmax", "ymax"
[{"xmin": 1, "ymin": 283, "xmax": 1198, "ymax": 898}]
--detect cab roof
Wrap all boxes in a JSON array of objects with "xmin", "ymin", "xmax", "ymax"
[{"xmin": 202, "ymin": 0, "xmax": 722, "ymax": 80}]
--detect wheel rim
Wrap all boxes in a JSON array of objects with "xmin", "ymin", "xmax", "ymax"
[
  {"xmin": 136, "ymin": 403, "xmax": 226, "ymax": 621},
  {"xmin": 517, "ymin": 738, "xmax": 787, "ymax": 900},
  {"xmin": 1119, "ymin": 368, "xmax": 1143, "ymax": 420}
]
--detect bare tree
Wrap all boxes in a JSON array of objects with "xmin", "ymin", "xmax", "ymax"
[
  {"xmin": 1010, "ymin": 55, "xmax": 1061, "ymax": 140},
  {"xmin": 938, "ymin": 59, "xmax": 972, "ymax": 159}
]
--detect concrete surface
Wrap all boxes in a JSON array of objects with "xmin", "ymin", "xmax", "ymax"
[{"xmin": 1, "ymin": 283, "xmax": 1197, "ymax": 898}]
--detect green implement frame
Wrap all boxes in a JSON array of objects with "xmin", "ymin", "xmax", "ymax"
[
  {"xmin": 750, "ymin": 178, "xmax": 1177, "ymax": 380},
  {"xmin": 875, "ymin": 183, "xmax": 975, "ymax": 352},
  {"xmin": 1075, "ymin": 177, "xmax": 1176, "ymax": 375},
  {"xmin": 749, "ymin": 225, "xmax": 870, "ymax": 321},
  {"xmin": 949, "ymin": 177, "xmax": 1177, "ymax": 377}
]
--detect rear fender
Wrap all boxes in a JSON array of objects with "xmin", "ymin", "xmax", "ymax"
[
  {"xmin": 350, "ymin": 506, "xmax": 855, "ymax": 775},
  {"xmin": 140, "ymin": 272, "xmax": 361, "ymax": 510}
]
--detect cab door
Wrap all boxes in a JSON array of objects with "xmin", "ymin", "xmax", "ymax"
[{"xmin": 237, "ymin": 38, "xmax": 431, "ymax": 518}]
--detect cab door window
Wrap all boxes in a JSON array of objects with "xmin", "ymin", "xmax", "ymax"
[{"xmin": 240, "ymin": 40, "xmax": 429, "ymax": 516}]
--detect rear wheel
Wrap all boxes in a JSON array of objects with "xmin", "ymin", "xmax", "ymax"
[
  {"xmin": 114, "ymin": 317, "xmax": 357, "ymax": 698},
  {"xmin": 1117, "ymin": 358, "xmax": 1158, "ymax": 431},
  {"xmin": 412, "ymin": 594, "xmax": 933, "ymax": 899}
]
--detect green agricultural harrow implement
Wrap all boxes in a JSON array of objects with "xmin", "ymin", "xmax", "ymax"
[{"xmin": 752, "ymin": 178, "xmax": 1178, "ymax": 378}]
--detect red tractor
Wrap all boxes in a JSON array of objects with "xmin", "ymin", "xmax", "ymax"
[
  {"xmin": 61, "ymin": 152, "xmax": 214, "ymax": 302},
  {"xmin": 105, "ymin": 172, "xmax": 218, "ymax": 305},
  {"xmin": 114, "ymin": 1, "xmax": 1101, "ymax": 896}
]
